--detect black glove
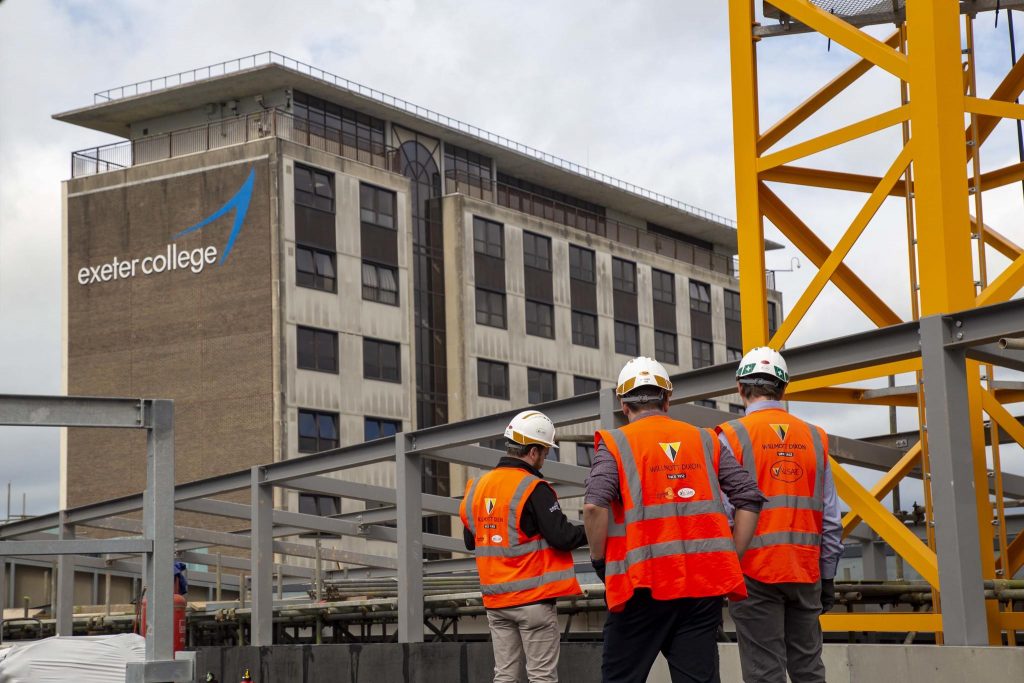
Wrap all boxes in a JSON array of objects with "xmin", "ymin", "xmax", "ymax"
[
  {"xmin": 820, "ymin": 578, "xmax": 836, "ymax": 613},
  {"xmin": 591, "ymin": 557, "xmax": 607, "ymax": 583}
]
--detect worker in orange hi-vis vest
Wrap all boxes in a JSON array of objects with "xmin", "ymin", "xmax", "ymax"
[
  {"xmin": 460, "ymin": 410, "xmax": 587, "ymax": 683},
  {"xmin": 583, "ymin": 357, "xmax": 765, "ymax": 683},
  {"xmin": 716, "ymin": 347, "xmax": 843, "ymax": 683}
]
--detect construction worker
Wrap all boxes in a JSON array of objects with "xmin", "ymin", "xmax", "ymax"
[
  {"xmin": 460, "ymin": 410, "xmax": 587, "ymax": 683},
  {"xmin": 716, "ymin": 347, "xmax": 843, "ymax": 683},
  {"xmin": 583, "ymin": 356, "xmax": 765, "ymax": 683}
]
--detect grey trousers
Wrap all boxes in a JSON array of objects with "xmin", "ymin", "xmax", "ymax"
[
  {"xmin": 487, "ymin": 602, "xmax": 561, "ymax": 683},
  {"xmin": 729, "ymin": 576, "xmax": 826, "ymax": 683}
]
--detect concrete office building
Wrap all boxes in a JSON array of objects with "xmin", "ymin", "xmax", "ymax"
[{"xmin": 57, "ymin": 54, "xmax": 782, "ymax": 557}]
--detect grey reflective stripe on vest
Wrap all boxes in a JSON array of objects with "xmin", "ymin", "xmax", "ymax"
[
  {"xmin": 809, "ymin": 424, "xmax": 826, "ymax": 500},
  {"xmin": 763, "ymin": 494, "xmax": 823, "ymax": 511},
  {"xmin": 464, "ymin": 478, "xmax": 480, "ymax": 536},
  {"xmin": 608, "ymin": 428, "xmax": 643, "ymax": 514},
  {"xmin": 479, "ymin": 568, "xmax": 577, "ymax": 596},
  {"xmin": 473, "ymin": 538, "xmax": 551, "ymax": 558},
  {"xmin": 747, "ymin": 531, "xmax": 822, "ymax": 549},
  {"xmin": 605, "ymin": 536, "xmax": 737, "ymax": 577},
  {"xmin": 726, "ymin": 420, "xmax": 756, "ymax": 478},
  {"xmin": 507, "ymin": 473, "xmax": 541, "ymax": 542}
]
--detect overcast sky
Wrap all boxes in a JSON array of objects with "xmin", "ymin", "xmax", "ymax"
[{"xmin": 1, "ymin": 1, "xmax": 1023, "ymax": 516}]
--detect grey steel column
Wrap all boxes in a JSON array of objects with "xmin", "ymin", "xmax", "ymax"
[
  {"xmin": 599, "ymin": 386, "xmax": 616, "ymax": 428},
  {"xmin": 143, "ymin": 399, "xmax": 175, "ymax": 661},
  {"xmin": 55, "ymin": 513, "xmax": 75, "ymax": 636},
  {"xmin": 919, "ymin": 314, "xmax": 988, "ymax": 645},
  {"xmin": 396, "ymin": 434, "xmax": 423, "ymax": 643},
  {"xmin": 0, "ymin": 560, "xmax": 5, "ymax": 646},
  {"xmin": 250, "ymin": 466, "xmax": 273, "ymax": 646},
  {"xmin": 861, "ymin": 539, "xmax": 888, "ymax": 581}
]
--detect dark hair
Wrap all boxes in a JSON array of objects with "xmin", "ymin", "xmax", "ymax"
[
  {"xmin": 621, "ymin": 386, "xmax": 667, "ymax": 411},
  {"xmin": 738, "ymin": 382, "xmax": 785, "ymax": 402},
  {"xmin": 506, "ymin": 442, "xmax": 540, "ymax": 458}
]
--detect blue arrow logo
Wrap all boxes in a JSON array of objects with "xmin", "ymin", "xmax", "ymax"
[{"xmin": 174, "ymin": 167, "xmax": 255, "ymax": 264}]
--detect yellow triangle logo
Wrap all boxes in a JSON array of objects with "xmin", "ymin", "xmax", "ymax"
[
  {"xmin": 659, "ymin": 442, "xmax": 681, "ymax": 463},
  {"xmin": 770, "ymin": 424, "xmax": 789, "ymax": 442},
  {"xmin": 485, "ymin": 498, "xmax": 496, "ymax": 514}
]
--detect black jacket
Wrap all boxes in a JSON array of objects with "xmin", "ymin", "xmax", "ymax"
[{"xmin": 463, "ymin": 457, "xmax": 587, "ymax": 552}]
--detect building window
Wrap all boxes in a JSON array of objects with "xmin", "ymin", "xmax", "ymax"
[
  {"xmin": 445, "ymin": 144, "xmax": 493, "ymax": 188},
  {"xmin": 692, "ymin": 340, "xmax": 714, "ymax": 369},
  {"xmin": 299, "ymin": 493, "xmax": 340, "ymax": 517},
  {"xmin": 473, "ymin": 217, "xmax": 504, "ymax": 258},
  {"xmin": 695, "ymin": 400, "xmax": 717, "ymax": 409},
  {"xmin": 576, "ymin": 443, "xmax": 595, "ymax": 468},
  {"xmin": 569, "ymin": 245, "xmax": 596, "ymax": 283},
  {"xmin": 525, "ymin": 300, "xmax": 555, "ymax": 338},
  {"xmin": 612, "ymin": 258, "xmax": 636, "ymax": 294},
  {"xmin": 614, "ymin": 321, "xmax": 639, "ymax": 356},
  {"xmin": 297, "ymin": 327, "xmax": 338, "ymax": 373},
  {"xmin": 360, "ymin": 184, "xmax": 396, "ymax": 230},
  {"xmin": 690, "ymin": 281, "xmax": 711, "ymax": 314},
  {"xmin": 523, "ymin": 231, "xmax": 552, "ymax": 271},
  {"xmin": 363, "ymin": 339, "xmax": 401, "ymax": 382},
  {"xmin": 725, "ymin": 289, "xmax": 741, "ymax": 322},
  {"xmin": 295, "ymin": 164, "xmax": 335, "ymax": 212},
  {"xmin": 298, "ymin": 410, "xmax": 339, "ymax": 453},
  {"xmin": 652, "ymin": 269, "xmax": 675, "ymax": 305},
  {"xmin": 478, "ymin": 359, "xmax": 510, "ymax": 399},
  {"xmin": 296, "ymin": 245, "xmax": 336, "ymax": 293},
  {"xmin": 727, "ymin": 347, "xmax": 743, "ymax": 363},
  {"xmin": 293, "ymin": 91, "xmax": 386, "ymax": 154},
  {"xmin": 364, "ymin": 417, "xmax": 401, "ymax": 441},
  {"xmin": 768, "ymin": 301, "xmax": 779, "ymax": 338},
  {"xmin": 655, "ymin": 330, "xmax": 678, "ymax": 365},
  {"xmin": 729, "ymin": 404, "xmax": 745, "ymax": 415},
  {"xmin": 572, "ymin": 311, "xmax": 599, "ymax": 348},
  {"xmin": 528, "ymin": 368, "xmax": 557, "ymax": 404},
  {"xmin": 362, "ymin": 261, "xmax": 399, "ymax": 305},
  {"xmin": 574, "ymin": 376, "xmax": 600, "ymax": 395},
  {"xmin": 475, "ymin": 288, "xmax": 507, "ymax": 328}
]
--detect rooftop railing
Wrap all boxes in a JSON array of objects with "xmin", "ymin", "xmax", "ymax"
[{"xmin": 89, "ymin": 51, "xmax": 736, "ymax": 228}]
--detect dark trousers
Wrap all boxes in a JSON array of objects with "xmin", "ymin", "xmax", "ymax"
[
  {"xmin": 602, "ymin": 589, "xmax": 723, "ymax": 683},
  {"xmin": 728, "ymin": 576, "xmax": 826, "ymax": 683}
]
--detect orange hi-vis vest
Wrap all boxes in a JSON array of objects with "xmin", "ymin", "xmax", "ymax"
[
  {"xmin": 717, "ymin": 408, "xmax": 827, "ymax": 585},
  {"xmin": 596, "ymin": 415, "xmax": 746, "ymax": 613},
  {"xmin": 459, "ymin": 466, "xmax": 581, "ymax": 609}
]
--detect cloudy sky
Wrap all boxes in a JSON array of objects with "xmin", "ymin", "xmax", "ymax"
[{"xmin": 1, "ymin": 1, "xmax": 1022, "ymax": 516}]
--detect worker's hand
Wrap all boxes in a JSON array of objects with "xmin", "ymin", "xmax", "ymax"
[
  {"xmin": 820, "ymin": 578, "xmax": 836, "ymax": 613},
  {"xmin": 591, "ymin": 557, "xmax": 606, "ymax": 583}
]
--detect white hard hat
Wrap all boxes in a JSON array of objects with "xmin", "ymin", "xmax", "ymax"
[
  {"xmin": 616, "ymin": 356, "xmax": 673, "ymax": 398},
  {"xmin": 504, "ymin": 410, "xmax": 558, "ymax": 449},
  {"xmin": 736, "ymin": 347, "xmax": 789, "ymax": 386}
]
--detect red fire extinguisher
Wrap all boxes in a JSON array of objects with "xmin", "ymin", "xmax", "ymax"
[
  {"xmin": 138, "ymin": 593, "xmax": 188, "ymax": 652},
  {"xmin": 240, "ymin": 669, "xmax": 254, "ymax": 682}
]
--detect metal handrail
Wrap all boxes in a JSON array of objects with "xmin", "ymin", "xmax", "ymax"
[{"xmin": 90, "ymin": 51, "xmax": 735, "ymax": 228}]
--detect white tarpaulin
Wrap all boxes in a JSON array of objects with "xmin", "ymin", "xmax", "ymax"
[{"xmin": 0, "ymin": 634, "xmax": 145, "ymax": 682}]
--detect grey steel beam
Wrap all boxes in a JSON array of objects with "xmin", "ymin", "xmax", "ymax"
[
  {"xmin": 965, "ymin": 343, "xmax": 1024, "ymax": 374},
  {"xmin": 0, "ymin": 538, "xmax": 152, "ymax": 555},
  {"xmin": 144, "ymin": 399, "xmax": 176, "ymax": 663},
  {"xmin": 396, "ymin": 433, "xmax": 423, "ymax": 643},
  {"xmin": 0, "ymin": 395, "xmax": 143, "ymax": 428},
  {"xmin": 861, "ymin": 540, "xmax": 888, "ymax": 581},
  {"xmin": 438, "ymin": 445, "xmax": 588, "ymax": 486},
  {"xmin": 943, "ymin": 298, "xmax": 1024, "ymax": 349},
  {"xmin": 54, "ymin": 515, "xmax": 74, "ymax": 636},
  {"xmin": 250, "ymin": 467, "xmax": 273, "ymax": 646},
  {"xmin": 259, "ymin": 439, "xmax": 398, "ymax": 485},
  {"xmin": 176, "ymin": 550, "xmax": 313, "ymax": 579},
  {"xmin": 920, "ymin": 314, "xmax": 988, "ymax": 646},
  {"xmin": 282, "ymin": 476, "xmax": 462, "ymax": 516}
]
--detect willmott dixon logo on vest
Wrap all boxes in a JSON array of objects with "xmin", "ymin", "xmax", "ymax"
[
  {"xmin": 76, "ymin": 168, "xmax": 256, "ymax": 286},
  {"xmin": 484, "ymin": 498, "xmax": 497, "ymax": 514},
  {"xmin": 770, "ymin": 423, "xmax": 789, "ymax": 441},
  {"xmin": 659, "ymin": 442, "xmax": 681, "ymax": 463}
]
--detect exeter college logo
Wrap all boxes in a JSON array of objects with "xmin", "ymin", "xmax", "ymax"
[
  {"xmin": 770, "ymin": 424, "xmax": 789, "ymax": 442},
  {"xmin": 659, "ymin": 442, "xmax": 681, "ymax": 463},
  {"xmin": 485, "ymin": 498, "xmax": 497, "ymax": 514},
  {"xmin": 174, "ymin": 167, "xmax": 256, "ymax": 263}
]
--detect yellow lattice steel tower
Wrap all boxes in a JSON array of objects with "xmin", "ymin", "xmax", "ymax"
[{"xmin": 730, "ymin": 0, "xmax": 1024, "ymax": 644}]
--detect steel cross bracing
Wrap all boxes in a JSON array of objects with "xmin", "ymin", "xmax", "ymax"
[
  {"xmin": 732, "ymin": 0, "xmax": 1024, "ymax": 644},
  {"xmin": 5, "ymin": 300, "xmax": 1024, "ymax": 646}
]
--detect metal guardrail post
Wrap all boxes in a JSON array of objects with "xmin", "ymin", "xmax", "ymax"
[
  {"xmin": 396, "ymin": 433, "xmax": 424, "ymax": 643},
  {"xmin": 250, "ymin": 466, "xmax": 273, "ymax": 646},
  {"xmin": 920, "ymin": 315, "xmax": 988, "ymax": 645},
  {"xmin": 55, "ymin": 513, "xmax": 75, "ymax": 636}
]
